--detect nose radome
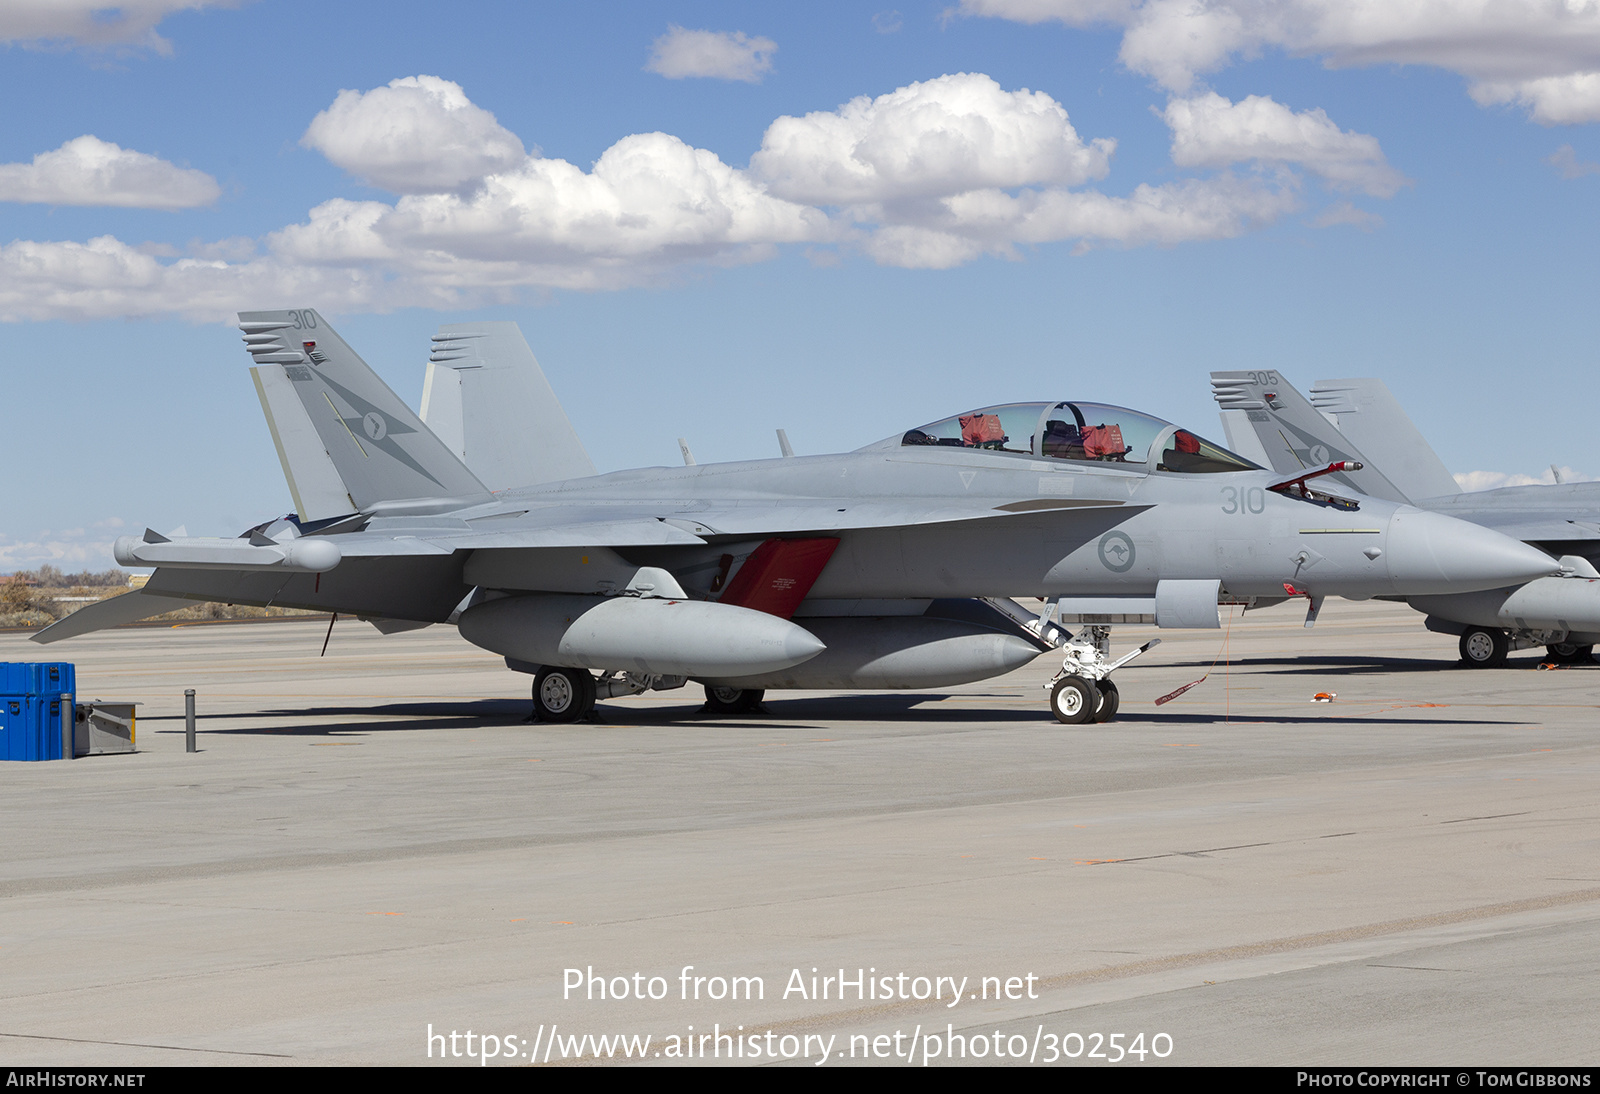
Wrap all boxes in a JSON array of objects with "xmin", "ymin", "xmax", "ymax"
[{"xmin": 1385, "ymin": 509, "xmax": 1558, "ymax": 595}]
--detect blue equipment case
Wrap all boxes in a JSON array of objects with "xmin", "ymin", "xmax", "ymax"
[{"xmin": 0, "ymin": 662, "xmax": 76, "ymax": 761}]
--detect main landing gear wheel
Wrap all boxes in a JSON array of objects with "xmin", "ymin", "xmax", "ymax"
[
  {"xmin": 532, "ymin": 668, "xmax": 597, "ymax": 723},
  {"xmin": 1548, "ymin": 642, "xmax": 1595, "ymax": 665},
  {"xmin": 1092, "ymin": 677, "xmax": 1120, "ymax": 723},
  {"xmin": 1051, "ymin": 676, "xmax": 1101, "ymax": 725},
  {"xmin": 703, "ymin": 686, "xmax": 765, "ymax": 714},
  {"xmin": 1459, "ymin": 627, "xmax": 1509, "ymax": 668}
]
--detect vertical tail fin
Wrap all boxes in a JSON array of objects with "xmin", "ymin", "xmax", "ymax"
[
  {"xmin": 1310, "ymin": 378, "xmax": 1461, "ymax": 500},
  {"xmin": 420, "ymin": 321, "xmax": 596, "ymax": 491},
  {"xmin": 1215, "ymin": 409, "xmax": 1275, "ymax": 469},
  {"xmin": 239, "ymin": 308, "xmax": 491, "ymax": 510},
  {"xmin": 250, "ymin": 364, "xmax": 356, "ymax": 520},
  {"xmin": 1210, "ymin": 370, "xmax": 1413, "ymax": 504}
]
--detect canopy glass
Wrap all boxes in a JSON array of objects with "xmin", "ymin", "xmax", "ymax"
[{"xmin": 900, "ymin": 401, "xmax": 1260, "ymax": 474}]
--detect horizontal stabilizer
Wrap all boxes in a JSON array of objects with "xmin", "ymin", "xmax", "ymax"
[{"xmin": 30, "ymin": 590, "xmax": 196, "ymax": 644}]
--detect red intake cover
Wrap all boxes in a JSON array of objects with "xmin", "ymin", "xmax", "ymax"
[{"xmin": 717, "ymin": 538, "xmax": 840, "ymax": 619}]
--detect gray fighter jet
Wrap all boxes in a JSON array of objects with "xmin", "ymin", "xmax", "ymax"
[
  {"xmin": 1213, "ymin": 370, "xmax": 1600, "ymax": 667},
  {"xmin": 33, "ymin": 309, "xmax": 1559, "ymax": 724}
]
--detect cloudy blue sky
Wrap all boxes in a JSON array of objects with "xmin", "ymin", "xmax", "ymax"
[{"xmin": 4, "ymin": 1, "xmax": 1598, "ymax": 570}]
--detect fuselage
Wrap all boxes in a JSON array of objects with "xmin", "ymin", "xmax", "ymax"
[
  {"xmin": 471, "ymin": 443, "xmax": 1551, "ymax": 606},
  {"xmin": 132, "ymin": 407, "xmax": 1559, "ymax": 627}
]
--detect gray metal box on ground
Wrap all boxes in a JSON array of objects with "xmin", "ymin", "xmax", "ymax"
[{"xmin": 74, "ymin": 702, "xmax": 137, "ymax": 756}]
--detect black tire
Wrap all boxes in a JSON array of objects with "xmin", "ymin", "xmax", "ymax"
[
  {"xmin": 1548, "ymin": 642, "xmax": 1595, "ymax": 665},
  {"xmin": 1459, "ymin": 628, "xmax": 1509, "ymax": 668},
  {"xmin": 1051, "ymin": 676, "xmax": 1100, "ymax": 725},
  {"xmin": 1093, "ymin": 678, "xmax": 1120, "ymax": 723},
  {"xmin": 703, "ymin": 685, "xmax": 764, "ymax": 714},
  {"xmin": 532, "ymin": 668, "xmax": 596, "ymax": 722}
]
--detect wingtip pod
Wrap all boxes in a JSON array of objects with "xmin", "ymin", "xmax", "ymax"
[{"xmin": 1384, "ymin": 508, "xmax": 1559, "ymax": 595}]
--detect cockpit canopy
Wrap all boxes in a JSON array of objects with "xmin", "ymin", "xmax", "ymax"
[{"xmin": 900, "ymin": 401, "xmax": 1260, "ymax": 474}]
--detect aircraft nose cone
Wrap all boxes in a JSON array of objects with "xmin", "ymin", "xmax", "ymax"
[{"xmin": 1385, "ymin": 509, "xmax": 1558, "ymax": 594}]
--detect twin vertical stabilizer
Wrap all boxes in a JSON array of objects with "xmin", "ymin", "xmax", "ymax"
[
  {"xmin": 421, "ymin": 322, "xmax": 597, "ymax": 491},
  {"xmin": 1308, "ymin": 378, "xmax": 1461, "ymax": 501},
  {"xmin": 1210, "ymin": 370, "xmax": 1413, "ymax": 504},
  {"xmin": 240, "ymin": 308, "xmax": 492, "ymax": 513}
]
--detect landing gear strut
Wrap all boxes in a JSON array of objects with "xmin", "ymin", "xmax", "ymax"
[{"xmin": 1043, "ymin": 625, "xmax": 1157, "ymax": 725}]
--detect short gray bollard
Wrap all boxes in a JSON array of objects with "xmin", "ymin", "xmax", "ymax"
[{"xmin": 185, "ymin": 689, "xmax": 196, "ymax": 753}]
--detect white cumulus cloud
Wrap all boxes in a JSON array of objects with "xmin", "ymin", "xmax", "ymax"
[
  {"xmin": 1312, "ymin": 201, "xmax": 1383, "ymax": 230},
  {"xmin": 645, "ymin": 26, "xmax": 776, "ymax": 82},
  {"xmin": 301, "ymin": 75, "xmax": 527, "ymax": 194},
  {"xmin": 0, "ymin": 135, "xmax": 219, "ymax": 209},
  {"xmin": 960, "ymin": 0, "xmax": 1600, "ymax": 122},
  {"xmin": 0, "ymin": 235, "xmax": 419, "ymax": 323},
  {"xmin": 1548, "ymin": 143, "xmax": 1600, "ymax": 177},
  {"xmin": 860, "ymin": 173, "xmax": 1298, "ymax": 267},
  {"xmin": 1472, "ymin": 72, "xmax": 1600, "ymax": 125},
  {"xmin": 1455, "ymin": 466, "xmax": 1593, "ymax": 491},
  {"xmin": 1164, "ymin": 92, "xmax": 1407, "ymax": 197},
  {"xmin": 0, "ymin": 71, "xmax": 1388, "ymax": 317},
  {"xmin": 746, "ymin": 74, "xmax": 1313, "ymax": 268},
  {"xmin": 0, "ymin": 1, "xmax": 232, "ymax": 52},
  {"xmin": 276, "ymin": 131, "xmax": 831, "ymax": 287},
  {"xmin": 753, "ymin": 72, "xmax": 1116, "ymax": 207},
  {"xmin": 0, "ymin": 520, "xmax": 127, "ymax": 572},
  {"xmin": 957, "ymin": 0, "xmax": 1142, "ymax": 25}
]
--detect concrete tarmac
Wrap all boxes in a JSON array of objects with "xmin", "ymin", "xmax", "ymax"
[{"xmin": 1, "ymin": 600, "xmax": 1596, "ymax": 1066}]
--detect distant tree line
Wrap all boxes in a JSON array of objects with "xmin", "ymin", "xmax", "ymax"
[
  {"xmin": 2, "ymin": 566, "xmax": 318, "ymax": 629},
  {"xmin": 1, "ymin": 566, "xmax": 129, "ymax": 627},
  {"xmin": 2, "ymin": 565, "xmax": 128, "ymax": 587}
]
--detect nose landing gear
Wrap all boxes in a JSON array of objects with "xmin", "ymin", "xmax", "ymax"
[{"xmin": 1044, "ymin": 625, "xmax": 1158, "ymax": 724}]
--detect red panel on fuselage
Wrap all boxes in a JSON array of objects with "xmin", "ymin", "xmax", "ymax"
[{"xmin": 718, "ymin": 538, "xmax": 840, "ymax": 619}]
